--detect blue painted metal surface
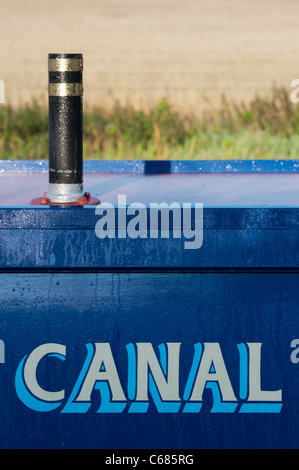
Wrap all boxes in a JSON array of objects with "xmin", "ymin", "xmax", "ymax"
[
  {"xmin": 2, "ymin": 158, "xmax": 299, "ymax": 173},
  {"xmin": 0, "ymin": 160, "xmax": 299, "ymax": 449}
]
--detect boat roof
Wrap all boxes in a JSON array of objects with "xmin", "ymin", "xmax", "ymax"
[{"xmin": 1, "ymin": 159, "xmax": 299, "ymax": 207}]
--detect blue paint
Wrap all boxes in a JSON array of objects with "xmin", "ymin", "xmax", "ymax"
[
  {"xmin": 61, "ymin": 343, "xmax": 95, "ymax": 414},
  {"xmin": 0, "ymin": 160, "xmax": 299, "ymax": 449},
  {"xmin": 0, "ymin": 270, "xmax": 296, "ymax": 448},
  {"xmin": 206, "ymin": 383, "xmax": 238, "ymax": 413},
  {"xmin": 0, "ymin": 207, "xmax": 299, "ymax": 269},
  {"xmin": 237, "ymin": 343, "xmax": 248, "ymax": 400},
  {"xmin": 183, "ymin": 343, "xmax": 203, "ymax": 401},
  {"xmin": 95, "ymin": 383, "xmax": 127, "ymax": 413},
  {"xmin": 239, "ymin": 404, "xmax": 283, "ymax": 413}
]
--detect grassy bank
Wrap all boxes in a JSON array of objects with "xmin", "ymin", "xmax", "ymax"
[{"xmin": 1, "ymin": 86, "xmax": 299, "ymax": 160}]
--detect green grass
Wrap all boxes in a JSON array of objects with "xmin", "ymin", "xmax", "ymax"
[{"xmin": 1, "ymin": 86, "xmax": 299, "ymax": 159}]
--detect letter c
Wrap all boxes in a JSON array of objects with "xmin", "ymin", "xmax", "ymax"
[{"xmin": 15, "ymin": 343, "xmax": 66, "ymax": 412}]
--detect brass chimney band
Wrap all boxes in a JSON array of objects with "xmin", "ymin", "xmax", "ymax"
[
  {"xmin": 48, "ymin": 57, "xmax": 83, "ymax": 72},
  {"xmin": 48, "ymin": 83, "xmax": 84, "ymax": 97}
]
